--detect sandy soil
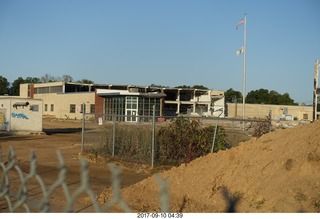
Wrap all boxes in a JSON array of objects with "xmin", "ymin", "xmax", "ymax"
[{"xmin": 98, "ymin": 120, "xmax": 320, "ymax": 213}]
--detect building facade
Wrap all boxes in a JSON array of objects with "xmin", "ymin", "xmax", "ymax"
[
  {"xmin": 226, "ymin": 103, "xmax": 313, "ymax": 121},
  {"xmin": 20, "ymin": 82, "xmax": 225, "ymax": 121}
]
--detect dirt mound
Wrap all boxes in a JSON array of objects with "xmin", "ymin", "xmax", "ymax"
[{"xmin": 98, "ymin": 120, "xmax": 320, "ymax": 212}]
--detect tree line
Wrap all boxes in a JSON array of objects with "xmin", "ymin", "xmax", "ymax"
[
  {"xmin": 0, "ymin": 74, "xmax": 297, "ymax": 105},
  {"xmin": 0, "ymin": 74, "xmax": 94, "ymax": 96},
  {"xmin": 224, "ymin": 88, "xmax": 297, "ymax": 105}
]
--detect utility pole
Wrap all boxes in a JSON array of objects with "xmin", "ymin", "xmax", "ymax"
[{"xmin": 313, "ymin": 59, "xmax": 319, "ymax": 121}]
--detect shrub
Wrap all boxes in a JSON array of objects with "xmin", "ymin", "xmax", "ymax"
[
  {"xmin": 252, "ymin": 117, "xmax": 271, "ymax": 138},
  {"xmin": 156, "ymin": 117, "xmax": 227, "ymax": 165}
]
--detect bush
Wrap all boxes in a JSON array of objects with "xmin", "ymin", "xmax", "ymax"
[
  {"xmin": 156, "ymin": 117, "xmax": 227, "ymax": 165},
  {"xmin": 252, "ymin": 116, "xmax": 271, "ymax": 138}
]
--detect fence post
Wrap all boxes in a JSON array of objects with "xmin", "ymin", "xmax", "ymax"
[
  {"xmin": 112, "ymin": 115, "xmax": 116, "ymax": 157},
  {"xmin": 211, "ymin": 110, "xmax": 223, "ymax": 153},
  {"xmin": 232, "ymin": 118, "xmax": 235, "ymax": 147},
  {"xmin": 81, "ymin": 103, "xmax": 85, "ymax": 152},
  {"xmin": 151, "ymin": 105, "xmax": 155, "ymax": 168}
]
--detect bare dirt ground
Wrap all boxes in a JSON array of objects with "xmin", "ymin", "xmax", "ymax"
[
  {"xmin": 2, "ymin": 118, "xmax": 320, "ymax": 213},
  {"xmin": 0, "ymin": 118, "xmax": 151, "ymax": 212},
  {"xmin": 98, "ymin": 120, "xmax": 320, "ymax": 213}
]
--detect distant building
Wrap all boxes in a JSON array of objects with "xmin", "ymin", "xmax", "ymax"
[
  {"xmin": 20, "ymin": 82, "xmax": 225, "ymax": 121},
  {"xmin": 226, "ymin": 103, "xmax": 313, "ymax": 121},
  {"xmin": 0, "ymin": 97, "xmax": 43, "ymax": 132}
]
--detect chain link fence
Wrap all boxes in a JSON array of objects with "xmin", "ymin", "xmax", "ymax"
[
  {"xmin": 81, "ymin": 113, "xmax": 271, "ymax": 167},
  {"xmin": 0, "ymin": 145, "xmax": 244, "ymax": 213},
  {"xmin": 0, "ymin": 112, "xmax": 270, "ymax": 213},
  {"xmin": 0, "ymin": 145, "xmax": 169, "ymax": 213}
]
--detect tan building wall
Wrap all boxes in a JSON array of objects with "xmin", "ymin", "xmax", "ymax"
[
  {"xmin": 227, "ymin": 103, "xmax": 313, "ymax": 121},
  {"xmin": 0, "ymin": 97, "xmax": 43, "ymax": 132},
  {"xmin": 20, "ymin": 84, "xmax": 29, "ymax": 98},
  {"xmin": 35, "ymin": 92, "xmax": 96, "ymax": 120}
]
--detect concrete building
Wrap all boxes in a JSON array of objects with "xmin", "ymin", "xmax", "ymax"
[
  {"xmin": 20, "ymin": 82, "xmax": 225, "ymax": 121},
  {"xmin": 0, "ymin": 97, "xmax": 43, "ymax": 132},
  {"xmin": 226, "ymin": 103, "xmax": 313, "ymax": 121}
]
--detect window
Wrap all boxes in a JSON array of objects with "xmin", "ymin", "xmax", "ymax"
[
  {"xmin": 50, "ymin": 86, "xmax": 63, "ymax": 93},
  {"xmin": 303, "ymin": 114, "xmax": 308, "ymax": 120},
  {"xmin": 70, "ymin": 104, "xmax": 76, "ymax": 113},
  {"xmin": 35, "ymin": 87, "xmax": 50, "ymax": 94},
  {"xmin": 50, "ymin": 104, "xmax": 54, "ymax": 112},
  {"xmin": 44, "ymin": 104, "xmax": 48, "ymax": 112},
  {"xmin": 126, "ymin": 97, "xmax": 138, "ymax": 109},
  {"xmin": 30, "ymin": 105, "xmax": 39, "ymax": 111},
  {"xmin": 90, "ymin": 104, "xmax": 95, "ymax": 113}
]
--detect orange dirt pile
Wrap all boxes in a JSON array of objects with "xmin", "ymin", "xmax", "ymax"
[{"xmin": 98, "ymin": 120, "xmax": 320, "ymax": 212}]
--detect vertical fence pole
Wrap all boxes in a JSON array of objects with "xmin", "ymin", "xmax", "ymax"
[
  {"xmin": 151, "ymin": 105, "xmax": 155, "ymax": 168},
  {"xmin": 112, "ymin": 115, "xmax": 116, "ymax": 157},
  {"xmin": 81, "ymin": 103, "xmax": 85, "ymax": 152},
  {"xmin": 232, "ymin": 118, "xmax": 235, "ymax": 147},
  {"xmin": 211, "ymin": 110, "xmax": 223, "ymax": 153}
]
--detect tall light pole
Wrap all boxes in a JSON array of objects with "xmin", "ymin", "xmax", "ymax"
[
  {"xmin": 236, "ymin": 13, "xmax": 247, "ymax": 128},
  {"xmin": 242, "ymin": 13, "xmax": 247, "ymax": 126},
  {"xmin": 313, "ymin": 59, "xmax": 319, "ymax": 121}
]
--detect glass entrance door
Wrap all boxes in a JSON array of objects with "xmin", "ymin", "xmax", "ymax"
[{"xmin": 126, "ymin": 97, "xmax": 138, "ymax": 122}]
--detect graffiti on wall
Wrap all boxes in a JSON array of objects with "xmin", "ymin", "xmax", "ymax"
[
  {"xmin": 11, "ymin": 113, "xmax": 29, "ymax": 120},
  {"xmin": 0, "ymin": 114, "xmax": 9, "ymax": 125},
  {"xmin": 0, "ymin": 113, "xmax": 9, "ymax": 130}
]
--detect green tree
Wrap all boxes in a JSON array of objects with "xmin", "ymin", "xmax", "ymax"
[
  {"xmin": 0, "ymin": 76, "xmax": 10, "ymax": 95},
  {"xmin": 246, "ymin": 88, "xmax": 296, "ymax": 105},
  {"xmin": 76, "ymin": 79, "xmax": 94, "ymax": 84},
  {"xmin": 9, "ymin": 76, "xmax": 40, "ymax": 96},
  {"xmin": 150, "ymin": 84, "xmax": 168, "ymax": 88},
  {"xmin": 10, "ymin": 77, "xmax": 25, "ymax": 96},
  {"xmin": 192, "ymin": 85, "xmax": 208, "ymax": 90},
  {"xmin": 24, "ymin": 77, "xmax": 40, "ymax": 83},
  {"xmin": 246, "ymin": 88, "xmax": 269, "ymax": 104},
  {"xmin": 175, "ymin": 85, "xmax": 191, "ymax": 88},
  {"xmin": 225, "ymin": 88, "xmax": 242, "ymax": 103}
]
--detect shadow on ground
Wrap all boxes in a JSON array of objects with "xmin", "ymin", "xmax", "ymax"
[{"xmin": 43, "ymin": 128, "xmax": 83, "ymax": 135}]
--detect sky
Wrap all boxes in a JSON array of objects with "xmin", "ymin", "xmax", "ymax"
[{"xmin": 0, "ymin": 0, "xmax": 319, "ymax": 104}]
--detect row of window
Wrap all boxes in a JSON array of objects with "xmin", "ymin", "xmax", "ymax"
[
  {"xmin": 44, "ymin": 104, "xmax": 54, "ymax": 112},
  {"xmin": 35, "ymin": 86, "xmax": 63, "ymax": 94},
  {"xmin": 44, "ymin": 104, "xmax": 95, "ymax": 114},
  {"xmin": 104, "ymin": 97, "xmax": 160, "ymax": 122},
  {"xmin": 69, "ymin": 104, "xmax": 95, "ymax": 114}
]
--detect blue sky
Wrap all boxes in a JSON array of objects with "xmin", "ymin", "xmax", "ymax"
[{"xmin": 0, "ymin": 0, "xmax": 319, "ymax": 104}]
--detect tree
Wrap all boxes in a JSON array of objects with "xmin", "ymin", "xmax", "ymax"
[
  {"xmin": 225, "ymin": 88, "xmax": 242, "ymax": 103},
  {"xmin": 175, "ymin": 85, "xmax": 191, "ymax": 88},
  {"xmin": 246, "ymin": 89, "xmax": 269, "ymax": 104},
  {"xmin": 0, "ymin": 76, "xmax": 9, "ymax": 95},
  {"xmin": 24, "ymin": 77, "xmax": 40, "ymax": 83},
  {"xmin": 62, "ymin": 75, "xmax": 73, "ymax": 82},
  {"xmin": 10, "ymin": 77, "xmax": 25, "ymax": 96},
  {"xmin": 9, "ymin": 77, "xmax": 41, "ymax": 96},
  {"xmin": 246, "ymin": 88, "xmax": 296, "ymax": 105},
  {"xmin": 150, "ymin": 84, "xmax": 168, "ymax": 88},
  {"xmin": 192, "ymin": 85, "xmax": 208, "ymax": 90},
  {"xmin": 40, "ymin": 74, "xmax": 56, "ymax": 83},
  {"xmin": 76, "ymin": 79, "xmax": 94, "ymax": 84}
]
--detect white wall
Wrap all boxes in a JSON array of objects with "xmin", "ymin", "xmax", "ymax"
[{"xmin": 0, "ymin": 98, "xmax": 43, "ymax": 132}]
